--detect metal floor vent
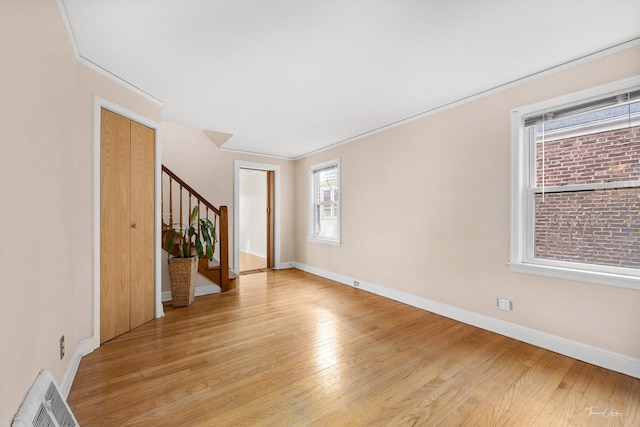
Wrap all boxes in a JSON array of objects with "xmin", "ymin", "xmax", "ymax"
[{"xmin": 12, "ymin": 370, "xmax": 79, "ymax": 427}]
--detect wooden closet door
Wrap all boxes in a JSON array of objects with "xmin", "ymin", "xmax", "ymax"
[
  {"xmin": 100, "ymin": 109, "xmax": 132, "ymax": 343},
  {"xmin": 129, "ymin": 120, "xmax": 155, "ymax": 329},
  {"xmin": 100, "ymin": 108, "xmax": 155, "ymax": 344}
]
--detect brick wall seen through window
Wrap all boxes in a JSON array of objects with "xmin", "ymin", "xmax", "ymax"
[{"xmin": 534, "ymin": 123, "xmax": 640, "ymax": 268}]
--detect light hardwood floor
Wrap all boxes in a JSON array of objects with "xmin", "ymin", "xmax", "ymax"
[
  {"xmin": 239, "ymin": 250, "xmax": 267, "ymax": 272},
  {"xmin": 68, "ymin": 269, "xmax": 640, "ymax": 426}
]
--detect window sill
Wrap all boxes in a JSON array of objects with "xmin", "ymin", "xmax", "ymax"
[
  {"xmin": 308, "ymin": 237, "xmax": 341, "ymax": 246},
  {"xmin": 508, "ymin": 261, "xmax": 640, "ymax": 291}
]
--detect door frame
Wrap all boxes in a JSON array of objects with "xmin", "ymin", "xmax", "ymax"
[
  {"xmin": 91, "ymin": 96, "xmax": 163, "ymax": 351},
  {"xmin": 234, "ymin": 160, "xmax": 281, "ymax": 273},
  {"xmin": 266, "ymin": 170, "xmax": 275, "ymax": 268}
]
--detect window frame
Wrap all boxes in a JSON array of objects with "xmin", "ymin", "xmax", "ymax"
[
  {"xmin": 510, "ymin": 76, "xmax": 640, "ymax": 290},
  {"xmin": 308, "ymin": 158, "xmax": 341, "ymax": 245}
]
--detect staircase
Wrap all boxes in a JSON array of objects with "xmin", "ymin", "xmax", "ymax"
[{"xmin": 162, "ymin": 165, "xmax": 237, "ymax": 292}]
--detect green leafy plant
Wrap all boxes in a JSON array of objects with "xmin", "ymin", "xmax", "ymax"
[{"xmin": 163, "ymin": 206, "xmax": 217, "ymax": 260}]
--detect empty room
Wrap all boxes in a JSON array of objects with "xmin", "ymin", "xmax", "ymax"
[{"xmin": 2, "ymin": 0, "xmax": 639, "ymax": 425}]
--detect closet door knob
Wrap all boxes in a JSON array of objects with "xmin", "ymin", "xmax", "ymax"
[{"xmin": 132, "ymin": 223, "xmax": 139, "ymax": 228}]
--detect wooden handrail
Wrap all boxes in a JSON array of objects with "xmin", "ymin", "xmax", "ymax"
[{"xmin": 162, "ymin": 165, "xmax": 220, "ymax": 217}]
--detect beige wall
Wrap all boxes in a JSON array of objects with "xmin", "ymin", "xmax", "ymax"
[
  {"xmin": 0, "ymin": 0, "xmax": 161, "ymax": 423},
  {"xmin": 160, "ymin": 121, "xmax": 296, "ymax": 293},
  {"xmin": 296, "ymin": 45, "xmax": 640, "ymax": 360}
]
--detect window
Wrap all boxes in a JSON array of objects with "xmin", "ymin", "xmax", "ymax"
[
  {"xmin": 309, "ymin": 159, "xmax": 340, "ymax": 243},
  {"xmin": 511, "ymin": 77, "xmax": 640, "ymax": 289}
]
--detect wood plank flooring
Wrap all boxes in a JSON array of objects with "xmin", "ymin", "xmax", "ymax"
[
  {"xmin": 68, "ymin": 269, "xmax": 640, "ymax": 426},
  {"xmin": 239, "ymin": 250, "xmax": 267, "ymax": 272}
]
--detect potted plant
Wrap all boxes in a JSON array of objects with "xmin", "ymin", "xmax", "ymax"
[{"xmin": 164, "ymin": 206, "xmax": 217, "ymax": 307}]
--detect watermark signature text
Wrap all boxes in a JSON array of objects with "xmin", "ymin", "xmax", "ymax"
[{"xmin": 586, "ymin": 406, "xmax": 624, "ymax": 418}]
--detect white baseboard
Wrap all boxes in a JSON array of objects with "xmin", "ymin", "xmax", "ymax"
[
  {"xmin": 294, "ymin": 262, "xmax": 640, "ymax": 379},
  {"xmin": 161, "ymin": 284, "xmax": 220, "ymax": 302},
  {"xmin": 275, "ymin": 261, "xmax": 295, "ymax": 270},
  {"xmin": 240, "ymin": 249, "xmax": 267, "ymax": 259},
  {"xmin": 60, "ymin": 336, "xmax": 95, "ymax": 398}
]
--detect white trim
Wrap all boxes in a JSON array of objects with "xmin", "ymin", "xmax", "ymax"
[
  {"xmin": 275, "ymin": 261, "xmax": 296, "ymax": 270},
  {"xmin": 234, "ymin": 161, "xmax": 281, "ymax": 274},
  {"xmin": 307, "ymin": 237, "xmax": 342, "ymax": 246},
  {"xmin": 308, "ymin": 158, "xmax": 341, "ymax": 244},
  {"xmin": 60, "ymin": 337, "xmax": 94, "ymax": 398},
  {"xmin": 294, "ymin": 262, "xmax": 640, "ymax": 379},
  {"xmin": 240, "ymin": 248, "xmax": 268, "ymax": 259},
  {"xmin": 221, "ymin": 146, "xmax": 295, "ymax": 161},
  {"xmin": 510, "ymin": 76, "xmax": 640, "ymax": 290},
  {"xmin": 509, "ymin": 262, "xmax": 640, "ymax": 291},
  {"xmin": 91, "ymin": 96, "xmax": 164, "ymax": 352},
  {"xmin": 161, "ymin": 284, "xmax": 220, "ymax": 303},
  {"xmin": 56, "ymin": 0, "xmax": 80, "ymax": 59},
  {"xmin": 513, "ymin": 76, "xmax": 640, "ymax": 126},
  {"xmin": 56, "ymin": 0, "xmax": 163, "ymax": 107},
  {"xmin": 297, "ymin": 39, "xmax": 640, "ymax": 160}
]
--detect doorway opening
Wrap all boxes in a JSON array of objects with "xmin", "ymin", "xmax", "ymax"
[{"xmin": 238, "ymin": 168, "xmax": 275, "ymax": 273}]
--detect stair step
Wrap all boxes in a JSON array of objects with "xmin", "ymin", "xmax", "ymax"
[
  {"xmin": 205, "ymin": 259, "xmax": 221, "ymax": 271},
  {"xmin": 204, "ymin": 259, "xmax": 237, "ymax": 281}
]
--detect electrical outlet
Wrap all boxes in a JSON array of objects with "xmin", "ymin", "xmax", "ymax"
[
  {"xmin": 59, "ymin": 335, "xmax": 65, "ymax": 360},
  {"xmin": 497, "ymin": 298, "xmax": 513, "ymax": 311},
  {"xmin": 353, "ymin": 280, "xmax": 360, "ymax": 287}
]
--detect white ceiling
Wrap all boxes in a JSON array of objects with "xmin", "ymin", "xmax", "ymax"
[{"xmin": 61, "ymin": 0, "xmax": 640, "ymax": 159}]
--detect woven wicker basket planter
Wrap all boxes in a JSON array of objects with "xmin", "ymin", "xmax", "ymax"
[{"xmin": 168, "ymin": 256, "xmax": 198, "ymax": 307}]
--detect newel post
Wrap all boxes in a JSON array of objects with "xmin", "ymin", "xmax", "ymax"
[{"xmin": 219, "ymin": 205, "xmax": 229, "ymax": 292}]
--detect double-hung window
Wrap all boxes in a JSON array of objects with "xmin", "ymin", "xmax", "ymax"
[
  {"xmin": 309, "ymin": 159, "xmax": 340, "ymax": 244},
  {"xmin": 510, "ymin": 77, "xmax": 640, "ymax": 289}
]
